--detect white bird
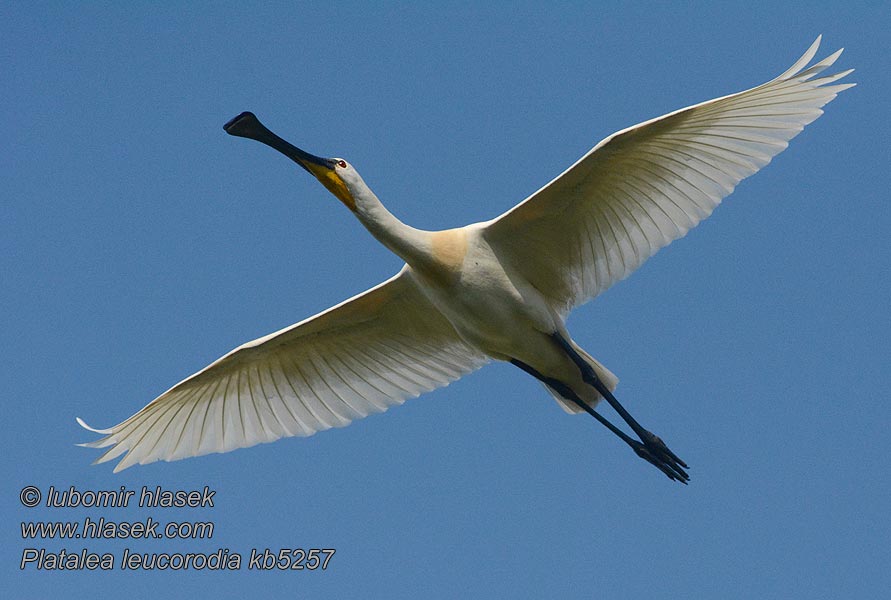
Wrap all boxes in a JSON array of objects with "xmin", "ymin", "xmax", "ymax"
[{"xmin": 79, "ymin": 37, "xmax": 852, "ymax": 482}]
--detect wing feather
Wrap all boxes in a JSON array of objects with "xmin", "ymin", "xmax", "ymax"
[
  {"xmin": 78, "ymin": 267, "xmax": 488, "ymax": 471},
  {"xmin": 484, "ymin": 37, "xmax": 853, "ymax": 314}
]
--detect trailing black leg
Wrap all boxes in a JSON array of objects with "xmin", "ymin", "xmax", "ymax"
[
  {"xmin": 512, "ymin": 359, "xmax": 633, "ymax": 445},
  {"xmin": 548, "ymin": 334, "xmax": 689, "ymax": 483},
  {"xmin": 511, "ymin": 358, "xmax": 688, "ymax": 483}
]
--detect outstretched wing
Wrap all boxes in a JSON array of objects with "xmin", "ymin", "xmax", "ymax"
[
  {"xmin": 78, "ymin": 267, "xmax": 488, "ymax": 471},
  {"xmin": 484, "ymin": 36, "xmax": 854, "ymax": 315}
]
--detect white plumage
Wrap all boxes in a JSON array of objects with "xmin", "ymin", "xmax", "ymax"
[{"xmin": 79, "ymin": 37, "xmax": 852, "ymax": 479}]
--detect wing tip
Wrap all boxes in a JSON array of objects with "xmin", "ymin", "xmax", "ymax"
[
  {"xmin": 76, "ymin": 416, "xmax": 112, "ymax": 434},
  {"xmin": 777, "ymin": 34, "xmax": 823, "ymax": 81},
  {"xmin": 112, "ymin": 460, "xmax": 134, "ymax": 474}
]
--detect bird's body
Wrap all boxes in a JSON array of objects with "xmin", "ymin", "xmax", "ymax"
[
  {"xmin": 79, "ymin": 37, "xmax": 853, "ymax": 481},
  {"xmin": 415, "ymin": 227, "xmax": 554, "ymax": 361},
  {"xmin": 411, "ymin": 247, "xmax": 612, "ymax": 415}
]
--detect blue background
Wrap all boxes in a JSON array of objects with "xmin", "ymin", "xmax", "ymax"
[{"xmin": 3, "ymin": 2, "xmax": 888, "ymax": 597}]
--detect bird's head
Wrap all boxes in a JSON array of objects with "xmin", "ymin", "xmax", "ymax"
[{"xmin": 224, "ymin": 111, "xmax": 359, "ymax": 212}]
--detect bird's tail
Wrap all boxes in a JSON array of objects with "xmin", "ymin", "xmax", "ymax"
[{"xmin": 544, "ymin": 347, "xmax": 619, "ymax": 414}]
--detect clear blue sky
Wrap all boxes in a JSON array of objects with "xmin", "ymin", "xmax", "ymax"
[{"xmin": 3, "ymin": 2, "xmax": 888, "ymax": 597}]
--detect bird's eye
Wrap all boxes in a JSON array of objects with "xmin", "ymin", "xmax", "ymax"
[{"xmin": 337, "ymin": 160, "xmax": 347, "ymax": 168}]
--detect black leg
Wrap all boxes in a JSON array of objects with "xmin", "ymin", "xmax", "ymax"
[
  {"xmin": 549, "ymin": 333, "xmax": 689, "ymax": 482},
  {"xmin": 511, "ymin": 358, "xmax": 688, "ymax": 483},
  {"xmin": 512, "ymin": 359, "xmax": 636, "ymax": 446}
]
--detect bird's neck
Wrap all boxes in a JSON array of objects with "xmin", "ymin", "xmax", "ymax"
[{"xmin": 353, "ymin": 188, "xmax": 432, "ymax": 268}]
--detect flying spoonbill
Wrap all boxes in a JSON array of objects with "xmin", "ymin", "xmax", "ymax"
[{"xmin": 78, "ymin": 37, "xmax": 853, "ymax": 483}]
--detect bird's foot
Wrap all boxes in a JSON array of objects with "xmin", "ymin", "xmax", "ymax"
[{"xmin": 631, "ymin": 431, "xmax": 689, "ymax": 484}]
